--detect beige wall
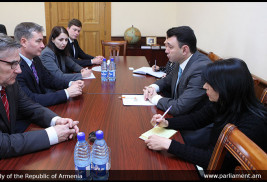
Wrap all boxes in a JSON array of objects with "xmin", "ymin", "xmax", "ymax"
[
  {"xmin": 112, "ymin": 2, "xmax": 267, "ymax": 80},
  {"xmin": 174, "ymin": 2, "xmax": 267, "ymax": 81},
  {"xmin": 111, "ymin": 2, "xmax": 177, "ymax": 36},
  {"xmin": 0, "ymin": 2, "xmax": 46, "ymax": 35},
  {"xmin": 0, "ymin": 2, "xmax": 266, "ymax": 80}
]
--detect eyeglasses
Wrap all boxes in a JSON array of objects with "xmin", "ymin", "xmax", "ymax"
[{"xmin": 0, "ymin": 59, "xmax": 21, "ymax": 69}]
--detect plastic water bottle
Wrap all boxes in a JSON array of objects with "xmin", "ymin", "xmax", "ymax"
[
  {"xmin": 91, "ymin": 130, "xmax": 110, "ymax": 180},
  {"xmin": 74, "ymin": 132, "xmax": 91, "ymax": 180},
  {"xmin": 108, "ymin": 58, "xmax": 116, "ymax": 82},
  {"xmin": 101, "ymin": 58, "xmax": 108, "ymax": 82}
]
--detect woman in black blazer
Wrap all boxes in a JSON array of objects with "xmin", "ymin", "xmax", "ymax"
[{"xmin": 145, "ymin": 58, "xmax": 267, "ymax": 172}]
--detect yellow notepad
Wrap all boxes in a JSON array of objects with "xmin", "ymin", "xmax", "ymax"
[{"xmin": 139, "ymin": 126, "xmax": 177, "ymax": 140}]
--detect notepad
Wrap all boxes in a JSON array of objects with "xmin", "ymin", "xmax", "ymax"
[
  {"xmin": 133, "ymin": 67, "xmax": 165, "ymax": 78},
  {"xmin": 122, "ymin": 95, "xmax": 155, "ymax": 106},
  {"xmin": 139, "ymin": 126, "xmax": 177, "ymax": 140},
  {"xmin": 82, "ymin": 72, "xmax": 96, "ymax": 79}
]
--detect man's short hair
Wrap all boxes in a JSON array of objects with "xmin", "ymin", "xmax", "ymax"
[
  {"xmin": 14, "ymin": 22, "xmax": 44, "ymax": 42},
  {"xmin": 0, "ymin": 33, "xmax": 21, "ymax": 57},
  {"xmin": 68, "ymin": 19, "xmax": 82, "ymax": 28},
  {"xmin": 167, "ymin": 26, "xmax": 197, "ymax": 53}
]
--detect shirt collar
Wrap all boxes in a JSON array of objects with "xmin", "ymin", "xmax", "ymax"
[
  {"xmin": 69, "ymin": 38, "xmax": 74, "ymax": 43},
  {"xmin": 19, "ymin": 53, "xmax": 33, "ymax": 68},
  {"xmin": 179, "ymin": 54, "xmax": 193, "ymax": 71}
]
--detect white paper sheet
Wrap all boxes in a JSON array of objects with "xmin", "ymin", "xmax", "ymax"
[
  {"xmin": 92, "ymin": 66, "xmax": 101, "ymax": 72},
  {"xmin": 82, "ymin": 72, "xmax": 96, "ymax": 79},
  {"xmin": 121, "ymin": 95, "xmax": 155, "ymax": 106}
]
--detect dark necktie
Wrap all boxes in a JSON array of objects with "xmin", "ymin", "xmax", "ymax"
[
  {"xmin": 1, "ymin": 87, "xmax": 10, "ymax": 121},
  {"xmin": 70, "ymin": 42, "xmax": 75, "ymax": 57},
  {"xmin": 31, "ymin": 63, "xmax": 39, "ymax": 84}
]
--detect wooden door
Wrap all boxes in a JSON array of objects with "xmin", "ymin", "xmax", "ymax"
[{"xmin": 45, "ymin": 2, "xmax": 111, "ymax": 56}]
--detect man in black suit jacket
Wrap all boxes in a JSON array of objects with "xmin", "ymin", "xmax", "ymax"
[
  {"xmin": 14, "ymin": 22, "xmax": 84, "ymax": 107},
  {"xmin": 0, "ymin": 33, "xmax": 79, "ymax": 159},
  {"xmin": 67, "ymin": 19, "xmax": 104, "ymax": 67},
  {"xmin": 0, "ymin": 24, "xmax": 7, "ymax": 35}
]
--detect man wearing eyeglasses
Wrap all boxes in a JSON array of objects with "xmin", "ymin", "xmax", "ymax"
[
  {"xmin": 0, "ymin": 33, "xmax": 79, "ymax": 159},
  {"xmin": 15, "ymin": 22, "xmax": 84, "ymax": 107}
]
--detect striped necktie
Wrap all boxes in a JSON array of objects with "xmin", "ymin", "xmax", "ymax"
[
  {"xmin": 1, "ymin": 87, "xmax": 10, "ymax": 121},
  {"xmin": 31, "ymin": 62, "xmax": 39, "ymax": 84},
  {"xmin": 174, "ymin": 66, "xmax": 182, "ymax": 97}
]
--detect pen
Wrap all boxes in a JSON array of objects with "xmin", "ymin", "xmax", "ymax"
[
  {"xmin": 118, "ymin": 96, "xmax": 137, "ymax": 100},
  {"xmin": 153, "ymin": 105, "xmax": 172, "ymax": 128}
]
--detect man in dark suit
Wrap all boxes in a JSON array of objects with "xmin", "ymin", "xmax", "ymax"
[
  {"xmin": 14, "ymin": 22, "xmax": 84, "ymax": 107},
  {"xmin": 0, "ymin": 33, "xmax": 79, "ymax": 159},
  {"xmin": 67, "ymin": 19, "xmax": 104, "ymax": 67},
  {"xmin": 143, "ymin": 26, "xmax": 212, "ymax": 148},
  {"xmin": 0, "ymin": 24, "xmax": 7, "ymax": 35}
]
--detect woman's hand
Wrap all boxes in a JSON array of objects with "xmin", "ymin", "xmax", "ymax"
[
  {"xmin": 145, "ymin": 135, "xmax": 171, "ymax": 151},
  {"xmin": 150, "ymin": 114, "xmax": 169, "ymax": 128}
]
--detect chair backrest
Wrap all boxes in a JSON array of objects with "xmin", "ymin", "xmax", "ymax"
[
  {"xmin": 197, "ymin": 48, "xmax": 209, "ymax": 56},
  {"xmin": 260, "ymin": 88, "xmax": 267, "ymax": 107},
  {"xmin": 101, "ymin": 40, "xmax": 127, "ymax": 58},
  {"xmin": 208, "ymin": 52, "xmax": 222, "ymax": 62},
  {"xmin": 253, "ymin": 77, "xmax": 260, "ymax": 87},
  {"xmin": 207, "ymin": 123, "xmax": 267, "ymax": 179}
]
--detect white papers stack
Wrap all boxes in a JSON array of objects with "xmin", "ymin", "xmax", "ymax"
[
  {"xmin": 121, "ymin": 95, "xmax": 155, "ymax": 106},
  {"xmin": 82, "ymin": 72, "xmax": 96, "ymax": 79},
  {"xmin": 133, "ymin": 67, "xmax": 165, "ymax": 78},
  {"xmin": 92, "ymin": 66, "xmax": 101, "ymax": 72},
  {"xmin": 141, "ymin": 45, "xmax": 152, "ymax": 49}
]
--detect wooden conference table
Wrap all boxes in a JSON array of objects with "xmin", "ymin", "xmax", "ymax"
[{"xmin": 0, "ymin": 56, "xmax": 200, "ymax": 180}]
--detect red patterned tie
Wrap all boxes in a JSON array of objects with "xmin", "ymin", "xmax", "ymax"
[{"xmin": 1, "ymin": 87, "xmax": 10, "ymax": 121}]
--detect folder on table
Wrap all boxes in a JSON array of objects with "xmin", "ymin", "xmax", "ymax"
[{"xmin": 133, "ymin": 67, "xmax": 165, "ymax": 78}]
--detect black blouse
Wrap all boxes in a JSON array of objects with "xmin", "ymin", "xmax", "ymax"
[{"xmin": 165, "ymin": 103, "xmax": 267, "ymax": 170}]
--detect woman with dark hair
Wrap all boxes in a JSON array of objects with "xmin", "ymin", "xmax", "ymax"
[
  {"xmin": 40, "ymin": 26, "xmax": 92, "ymax": 83},
  {"xmin": 145, "ymin": 58, "xmax": 267, "ymax": 171}
]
